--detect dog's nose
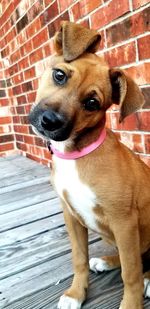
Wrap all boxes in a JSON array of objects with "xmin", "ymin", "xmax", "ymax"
[{"xmin": 41, "ymin": 110, "xmax": 65, "ymax": 131}]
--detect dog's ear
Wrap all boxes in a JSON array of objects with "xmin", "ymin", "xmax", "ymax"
[
  {"xmin": 109, "ymin": 69, "xmax": 144, "ymax": 122},
  {"xmin": 54, "ymin": 21, "xmax": 101, "ymax": 61}
]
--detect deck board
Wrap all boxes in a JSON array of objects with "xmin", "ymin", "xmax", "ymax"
[{"xmin": 0, "ymin": 155, "xmax": 149, "ymax": 309}]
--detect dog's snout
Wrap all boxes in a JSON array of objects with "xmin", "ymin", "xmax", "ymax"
[{"xmin": 41, "ymin": 110, "xmax": 65, "ymax": 131}]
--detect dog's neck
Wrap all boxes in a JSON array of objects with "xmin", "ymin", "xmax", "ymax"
[{"xmin": 49, "ymin": 120, "xmax": 106, "ymax": 159}]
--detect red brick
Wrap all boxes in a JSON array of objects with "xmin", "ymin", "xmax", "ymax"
[
  {"xmin": 17, "ymin": 30, "xmax": 27, "ymax": 45},
  {"xmin": 43, "ymin": 43, "xmax": 52, "ymax": 57},
  {"xmin": 16, "ymin": 142, "xmax": 27, "ymax": 152},
  {"xmin": 1, "ymin": 45, "xmax": 10, "ymax": 58},
  {"xmin": 24, "ymin": 135, "xmax": 35, "ymax": 144},
  {"xmin": 125, "ymin": 63, "xmax": 150, "ymax": 85},
  {"xmin": 29, "ymin": 145, "xmax": 43, "ymax": 157},
  {"xmin": 13, "ymin": 115, "xmax": 20, "ymax": 123},
  {"xmin": 40, "ymin": 1, "xmax": 58, "ymax": 26},
  {"xmin": 25, "ymin": 104, "xmax": 32, "ymax": 114},
  {"xmin": 0, "ymin": 94, "xmax": 8, "ymax": 106},
  {"xmin": 110, "ymin": 112, "xmax": 140, "ymax": 131},
  {"xmin": 44, "ymin": 0, "xmax": 54, "ymax": 7},
  {"xmin": 27, "ymin": 92, "xmax": 36, "ymax": 103},
  {"xmin": 79, "ymin": 18, "xmax": 90, "ymax": 29},
  {"xmin": 24, "ymin": 67, "xmax": 36, "ymax": 80},
  {"xmin": 0, "ymin": 117, "xmax": 12, "ymax": 125},
  {"xmin": 105, "ymin": 41, "xmax": 136, "ymax": 67},
  {"xmin": 133, "ymin": 0, "xmax": 149, "ymax": 9},
  {"xmin": 139, "ymin": 155, "xmax": 150, "ymax": 167},
  {"xmin": 14, "ymin": 125, "xmax": 29, "ymax": 134},
  {"xmin": 0, "ymin": 2, "xmax": 14, "ymax": 26},
  {"xmin": 43, "ymin": 148, "xmax": 51, "ymax": 160},
  {"xmin": 17, "ymin": 95, "xmax": 27, "ymax": 105},
  {"xmin": 144, "ymin": 135, "xmax": 150, "ymax": 154},
  {"xmin": 22, "ymin": 81, "xmax": 33, "ymax": 92},
  {"xmin": 0, "ymin": 143, "xmax": 14, "ymax": 152},
  {"xmin": 91, "ymin": 0, "xmax": 130, "ymax": 29},
  {"xmin": 16, "ymin": 134, "xmax": 24, "ymax": 142},
  {"xmin": 137, "ymin": 111, "xmax": 150, "ymax": 131},
  {"xmin": 26, "ymin": 17, "xmax": 42, "ymax": 39},
  {"xmin": 33, "ymin": 28, "xmax": 49, "ymax": 49},
  {"xmin": 16, "ymin": 106, "xmax": 25, "ymax": 114},
  {"xmin": 131, "ymin": 6, "xmax": 150, "ymax": 36},
  {"xmin": 48, "ymin": 11, "xmax": 69, "ymax": 38},
  {"xmin": 0, "ymin": 134, "xmax": 14, "ymax": 143},
  {"xmin": 142, "ymin": 87, "xmax": 150, "ymax": 109},
  {"xmin": 28, "ymin": 0, "xmax": 44, "ymax": 22},
  {"xmin": 12, "ymin": 72, "xmax": 24, "ymax": 84},
  {"xmin": 29, "ymin": 48, "xmax": 44, "ymax": 64},
  {"xmin": 58, "ymin": 0, "xmax": 74, "ymax": 12},
  {"xmin": 20, "ymin": 115, "xmax": 29, "ymax": 125},
  {"xmin": 106, "ymin": 6, "xmax": 150, "ymax": 47},
  {"xmin": 3, "ymin": 20, "xmax": 12, "ymax": 35},
  {"xmin": 12, "ymin": 85, "xmax": 22, "ymax": 96},
  {"xmin": 35, "ymin": 136, "xmax": 46, "ymax": 147},
  {"xmin": 71, "ymin": 0, "xmax": 103, "ymax": 21},
  {"xmin": 0, "ymin": 125, "xmax": 12, "ymax": 134},
  {"xmin": 137, "ymin": 34, "xmax": 150, "ymax": 60},
  {"xmin": 32, "ymin": 79, "xmax": 39, "ymax": 90},
  {"xmin": 20, "ymin": 40, "xmax": 33, "ymax": 57},
  {"xmin": 18, "ymin": 57, "xmax": 30, "ymax": 71},
  {"xmin": 26, "ymin": 152, "xmax": 49, "ymax": 165},
  {"xmin": 132, "ymin": 134, "xmax": 144, "ymax": 153},
  {"xmin": 9, "ymin": 63, "xmax": 19, "ymax": 76}
]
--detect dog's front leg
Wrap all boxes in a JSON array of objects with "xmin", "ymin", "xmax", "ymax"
[
  {"xmin": 58, "ymin": 200, "xmax": 89, "ymax": 309},
  {"xmin": 111, "ymin": 213, "xmax": 143, "ymax": 309}
]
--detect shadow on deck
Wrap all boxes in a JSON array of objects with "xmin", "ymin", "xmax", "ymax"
[{"xmin": 0, "ymin": 155, "xmax": 150, "ymax": 309}]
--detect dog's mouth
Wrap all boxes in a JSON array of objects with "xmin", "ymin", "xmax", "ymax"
[{"xmin": 29, "ymin": 106, "xmax": 73, "ymax": 142}]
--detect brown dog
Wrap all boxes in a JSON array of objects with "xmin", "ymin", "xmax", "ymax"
[{"xmin": 29, "ymin": 22, "xmax": 150, "ymax": 309}]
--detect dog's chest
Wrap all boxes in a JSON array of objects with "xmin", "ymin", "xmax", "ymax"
[{"xmin": 53, "ymin": 157, "xmax": 99, "ymax": 232}]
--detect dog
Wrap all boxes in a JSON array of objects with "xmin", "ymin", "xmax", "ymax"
[{"xmin": 29, "ymin": 21, "xmax": 150, "ymax": 309}]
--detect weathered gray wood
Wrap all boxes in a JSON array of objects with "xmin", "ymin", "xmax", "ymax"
[
  {"xmin": 0, "ymin": 229, "xmax": 100, "ymax": 281},
  {"xmin": 0, "ymin": 167, "xmax": 50, "ymax": 189},
  {"xmin": 0, "ymin": 155, "xmax": 149, "ymax": 309},
  {"xmin": 0, "ymin": 198, "xmax": 62, "ymax": 233},
  {"xmin": 0, "ymin": 241, "xmax": 116, "ymax": 306},
  {"xmin": 0, "ymin": 188, "xmax": 57, "ymax": 215},
  {"xmin": 0, "ymin": 176, "xmax": 51, "ymax": 194},
  {"xmin": 0, "ymin": 182, "xmax": 54, "ymax": 206},
  {"xmin": 0, "ymin": 212, "xmax": 64, "ymax": 247}
]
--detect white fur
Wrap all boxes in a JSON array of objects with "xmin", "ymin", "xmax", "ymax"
[
  {"xmin": 89, "ymin": 257, "xmax": 116, "ymax": 273},
  {"xmin": 144, "ymin": 278, "xmax": 150, "ymax": 298},
  {"xmin": 58, "ymin": 295, "xmax": 82, "ymax": 309},
  {"xmin": 51, "ymin": 139, "xmax": 72, "ymax": 152},
  {"xmin": 53, "ymin": 156, "xmax": 99, "ymax": 232}
]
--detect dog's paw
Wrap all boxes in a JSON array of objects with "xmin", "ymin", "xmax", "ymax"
[
  {"xmin": 144, "ymin": 278, "xmax": 150, "ymax": 298},
  {"xmin": 57, "ymin": 295, "xmax": 82, "ymax": 309},
  {"xmin": 89, "ymin": 257, "xmax": 114, "ymax": 273}
]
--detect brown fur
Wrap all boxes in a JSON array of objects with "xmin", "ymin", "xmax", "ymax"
[{"xmin": 30, "ymin": 22, "xmax": 150, "ymax": 309}]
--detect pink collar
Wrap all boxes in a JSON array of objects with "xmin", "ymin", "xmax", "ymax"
[{"xmin": 48, "ymin": 128, "xmax": 106, "ymax": 160}]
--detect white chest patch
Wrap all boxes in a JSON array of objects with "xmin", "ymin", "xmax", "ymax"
[{"xmin": 53, "ymin": 157, "xmax": 99, "ymax": 232}]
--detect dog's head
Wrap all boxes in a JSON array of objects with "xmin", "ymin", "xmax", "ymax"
[{"xmin": 29, "ymin": 21, "xmax": 144, "ymax": 142}]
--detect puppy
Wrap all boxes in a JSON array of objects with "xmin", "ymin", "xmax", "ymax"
[{"xmin": 29, "ymin": 21, "xmax": 150, "ymax": 309}]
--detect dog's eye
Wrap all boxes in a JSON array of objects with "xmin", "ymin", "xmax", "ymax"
[
  {"xmin": 83, "ymin": 98, "xmax": 100, "ymax": 111},
  {"xmin": 52, "ymin": 69, "xmax": 68, "ymax": 85}
]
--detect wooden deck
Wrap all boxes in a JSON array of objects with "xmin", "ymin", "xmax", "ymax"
[{"xmin": 0, "ymin": 155, "xmax": 150, "ymax": 309}]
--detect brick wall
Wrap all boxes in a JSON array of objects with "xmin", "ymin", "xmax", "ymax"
[{"xmin": 0, "ymin": 0, "xmax": 150, "ymax": 166}]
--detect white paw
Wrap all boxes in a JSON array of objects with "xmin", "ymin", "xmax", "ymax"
[
  {"xmin": 89, "ymin": 257, "xmax": 114, "ymax": 273},
  {"xmin": 57, "ymin": 295, "xmax": 82, "ymax": 309},
  {"xmin": 144, "ymin": 278, "xmax": 150, "ymax": 298}
]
